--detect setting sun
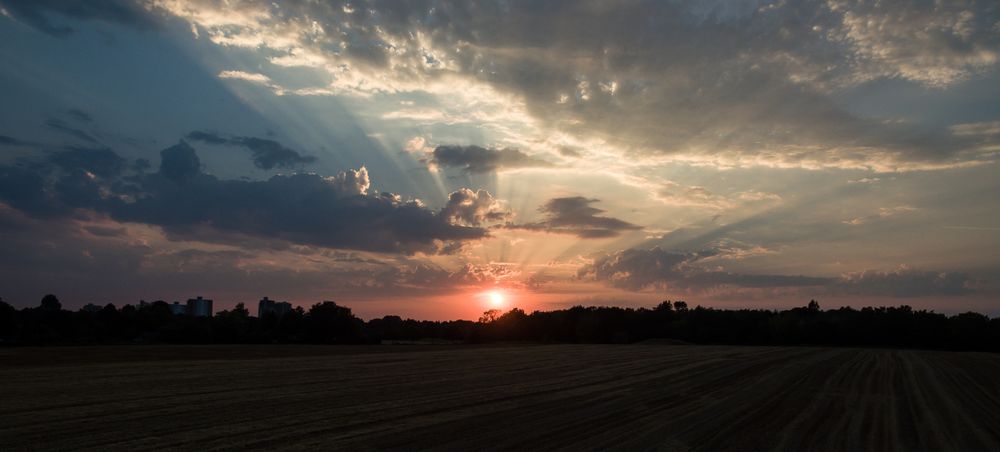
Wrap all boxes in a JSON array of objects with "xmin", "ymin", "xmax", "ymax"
[{"xmin": 487, "ymin": 290, "xmax": 506, "ymax": 308}]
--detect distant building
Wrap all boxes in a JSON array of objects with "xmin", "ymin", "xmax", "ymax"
[
  {"xmin": 81, "ymin": 303, "xmax": 102, "ymax": 313},
  {"xmin": 168, "ymin": 301, "xmax": 187, "ymax": 316},
  {"xmin": 258, "ymin": 296, "xmax": 293, "ymax": 319},
  {"xmin": 186, "ymin": 296, "xmax": 213, "ymax": 317}
]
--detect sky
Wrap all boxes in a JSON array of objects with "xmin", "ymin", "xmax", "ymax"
[{"xmin": 1, "ymin": 0, "xmax": 999, "ymax": 319}]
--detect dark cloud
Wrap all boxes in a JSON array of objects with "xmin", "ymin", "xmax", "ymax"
[
  {"xmin": 511, "ymin": 197, "xmax": 641, "ymax": 238},
  {"xmin": 186, "ymin": 131, "xmax": 317, "ymax": 169},
  {"xmin": 0, "ymin": 0, "xmax": 159, "ymax": 37},
  {"xmin": 580, "ymin": 246, "xmax": 831, "ymax": 292},
  {"xmin": 580, "ymin": 247, "xmax": 697, "ymax": 291},
  {"xmin": 232, "ymin": 137, "xmax": 317, "ymax": 170},
  {"xmin": 158, "ymin": 140, "xmax": 201, "ymax": 182},
  {"xmin": 185, "ymin": 130, "xmax": 227, "ymax": 145},
  {"xmin": 833, "ymin": 268, "xmax": 974, "ymax": 297},
  {"xmin": 44, "ymin": 118, "xmax": 97, "ymax": 144},
  {"xmin": 0, "ymin": 165, "xmax": 55, "ymax": 217},
  {"xmin": 430, "ymin": 145, "xmax": 551, "ymax": 173},
  {"xmin": 48, "ymin": 146, "xmax": 125, "ymax": 178},
  {"xmin": 0, "ymin": 140, "xmax": 495, "ymax": 255},
  {"xmin": 0, "ymin": 146, "xmax": 127, "ymax": 219},
  {"xmin": 580, "ymin": 246, "xmax": 977, "ymax": 298},
  {"xmin": 110, "ymin": 174, "xmax": 483, "ymax": 254}
]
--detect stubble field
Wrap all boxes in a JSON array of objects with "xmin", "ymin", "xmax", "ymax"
[{"xmin": 1, "ymin": 344, "xmax": 999, "ymax": 451}]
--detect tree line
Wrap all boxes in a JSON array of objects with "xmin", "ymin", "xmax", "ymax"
[{"xmin": 1, "ymin": 296, "xmax": 998, "ymax": 352}]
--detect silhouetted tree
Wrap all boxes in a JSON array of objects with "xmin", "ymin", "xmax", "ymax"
[
  {"xmin": 305, "ymin": 301, "xmax": 365, "ymax": 343},
  {"xmin": 479, "ymin": 309, "xmax": 501, "ymax": 324},
  {"xmin": 0, "ymin": 298, "xmax": 16, "ymax": 342},
  {"xmin": 213, "ymin": 303, "xmax": 252, "ymax": 342},
  {"xmin": 40, "ymin": 294, "xmax": 61, "ymax": 311}
]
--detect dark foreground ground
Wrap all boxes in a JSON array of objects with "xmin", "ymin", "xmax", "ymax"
[{"xmin": 1, "ymin": 345, "xmax": 999, "ymax": 451}]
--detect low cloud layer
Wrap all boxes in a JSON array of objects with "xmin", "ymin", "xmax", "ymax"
[{"xmin": 580, "ymin": 246, "xmax": 976, "ymax": 298}]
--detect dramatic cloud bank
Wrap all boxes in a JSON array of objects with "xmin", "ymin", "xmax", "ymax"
[
  {"xmin": 0, "ymin": 140, "xmax": 496, "ymax": 254},
  {"xmin": 98, "ymin": 0, "xmax": 1000, "ymax": 171}
]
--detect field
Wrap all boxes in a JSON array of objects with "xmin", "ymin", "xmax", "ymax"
[{"xmin": 2, "ymin": 345, "xmax": 999, "ymax": 451}]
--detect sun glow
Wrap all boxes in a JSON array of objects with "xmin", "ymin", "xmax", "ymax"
[{"xmin": 487, "ymin": 289, "xmax": 506, "ymax": 308}]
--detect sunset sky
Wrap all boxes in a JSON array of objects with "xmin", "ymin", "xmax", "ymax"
[{"xmin": 1, "ymin": 0, "xmax": 999, "ymax": 319}]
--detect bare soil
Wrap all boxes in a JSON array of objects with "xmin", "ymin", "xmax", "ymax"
[{"xmin": 1, "ymin": 344, "xmax": 998, "ymax": 451}]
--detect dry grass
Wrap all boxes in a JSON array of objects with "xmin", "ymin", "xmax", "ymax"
[{"xmin": 2, "ymin": 344, "xmax": 999, "ymax": 451}]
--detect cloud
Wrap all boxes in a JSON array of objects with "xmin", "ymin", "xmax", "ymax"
[
  {"xmin": 185, "ymin": 130, "xmax": 227, "ymax": 145},
  {"xmin": 578, "ymin": 246, "xmax": 827, "ymax": 292},
  {"xmin": 1, "ymin": 0, "xmax": 158, "ymax": 37},
  {"xmin": 48, "ymin": 146, "xmax": 125, "ymax": 178},
  {"xmin": 0, "ymin": 140, "xmax": 496, "ymax": 255},
  {"xmin": 830, "ymin": 0, "xmax": 1000, "ymax": 87},
  {"xmin": 44, "ymin": 118, "xmax": 97, "ymax": 144},
  {"xmin": 833, "ymin": 267, "xmax": 974, "ymax": 297},
  {"xmin": 656, "ymin": 182, "xmax": 728, "ymax": 208},
  {"xmin": 216, "ymin": 70, "xmax": 285, "ymax": 94},
  {"xmin": 580, "ymin": 246, "xmax": 977, "ymax": 298},
  {"xmin": 158, "ymin": 140, "xmax": 201, "ymax": 182},
  {"xmin": 127, "ymin": 148, "xmax": 486, "ymax": 253},
  {"xmin": 323, "ymin": 166, "xmax": 370, "ymax": 197},
  {"xmin": 386, "ymin": 262, "xmax": 524, "ymax": 290},
  {"xmin": 186, "ymin": 131, "xmax": 317, "ymax": 169},
  {"xmin": 511, "ymin": 197, "xmax": 641, "ymax": 238},
  {"xmin": 439, "ymin": 188, "xmax": 511, "ymax": 226},
  {"xmin": 842, "ymin": 206, "xmax": 917, "ymax": 226},
  {"xmin": 217, "ymin": 70, "xmax": 272, "ymax": 84},
  {"xmin": 429, "ymin": 145, "xmax": 552, "ymax": 173},
  {"xmin": 557, "ymin": 146, "xmax": 582, "ymax": 158},
  {"xmin": 0, "ymin": 144, "xmax": 135, "ymax": 219},
  {"xmin": 232, "ymin": 137, "xmax": 317, "ymax": 170},
  {"xmin": 149, "ymin": 0, "xmax": 1000, "ymax": 171},
  {"xmin": 950, "ymin": 120, "xmax": 1000, "ymax": 137},
  {"xmin": 0, "ymin": 164, "xmax": 56, "ymax": 217},
  {"xmin": 0, "ymin": 135, "xmax": 31, "ymax": 146},
  {"xmin": 949, "ymin": 120, "xmax": 1000, "ymax": 153}
]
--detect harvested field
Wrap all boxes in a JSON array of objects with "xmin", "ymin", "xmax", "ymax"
[{"xmin": 1, "ymin": 345, "xmax": 999, "ymax": 451}]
